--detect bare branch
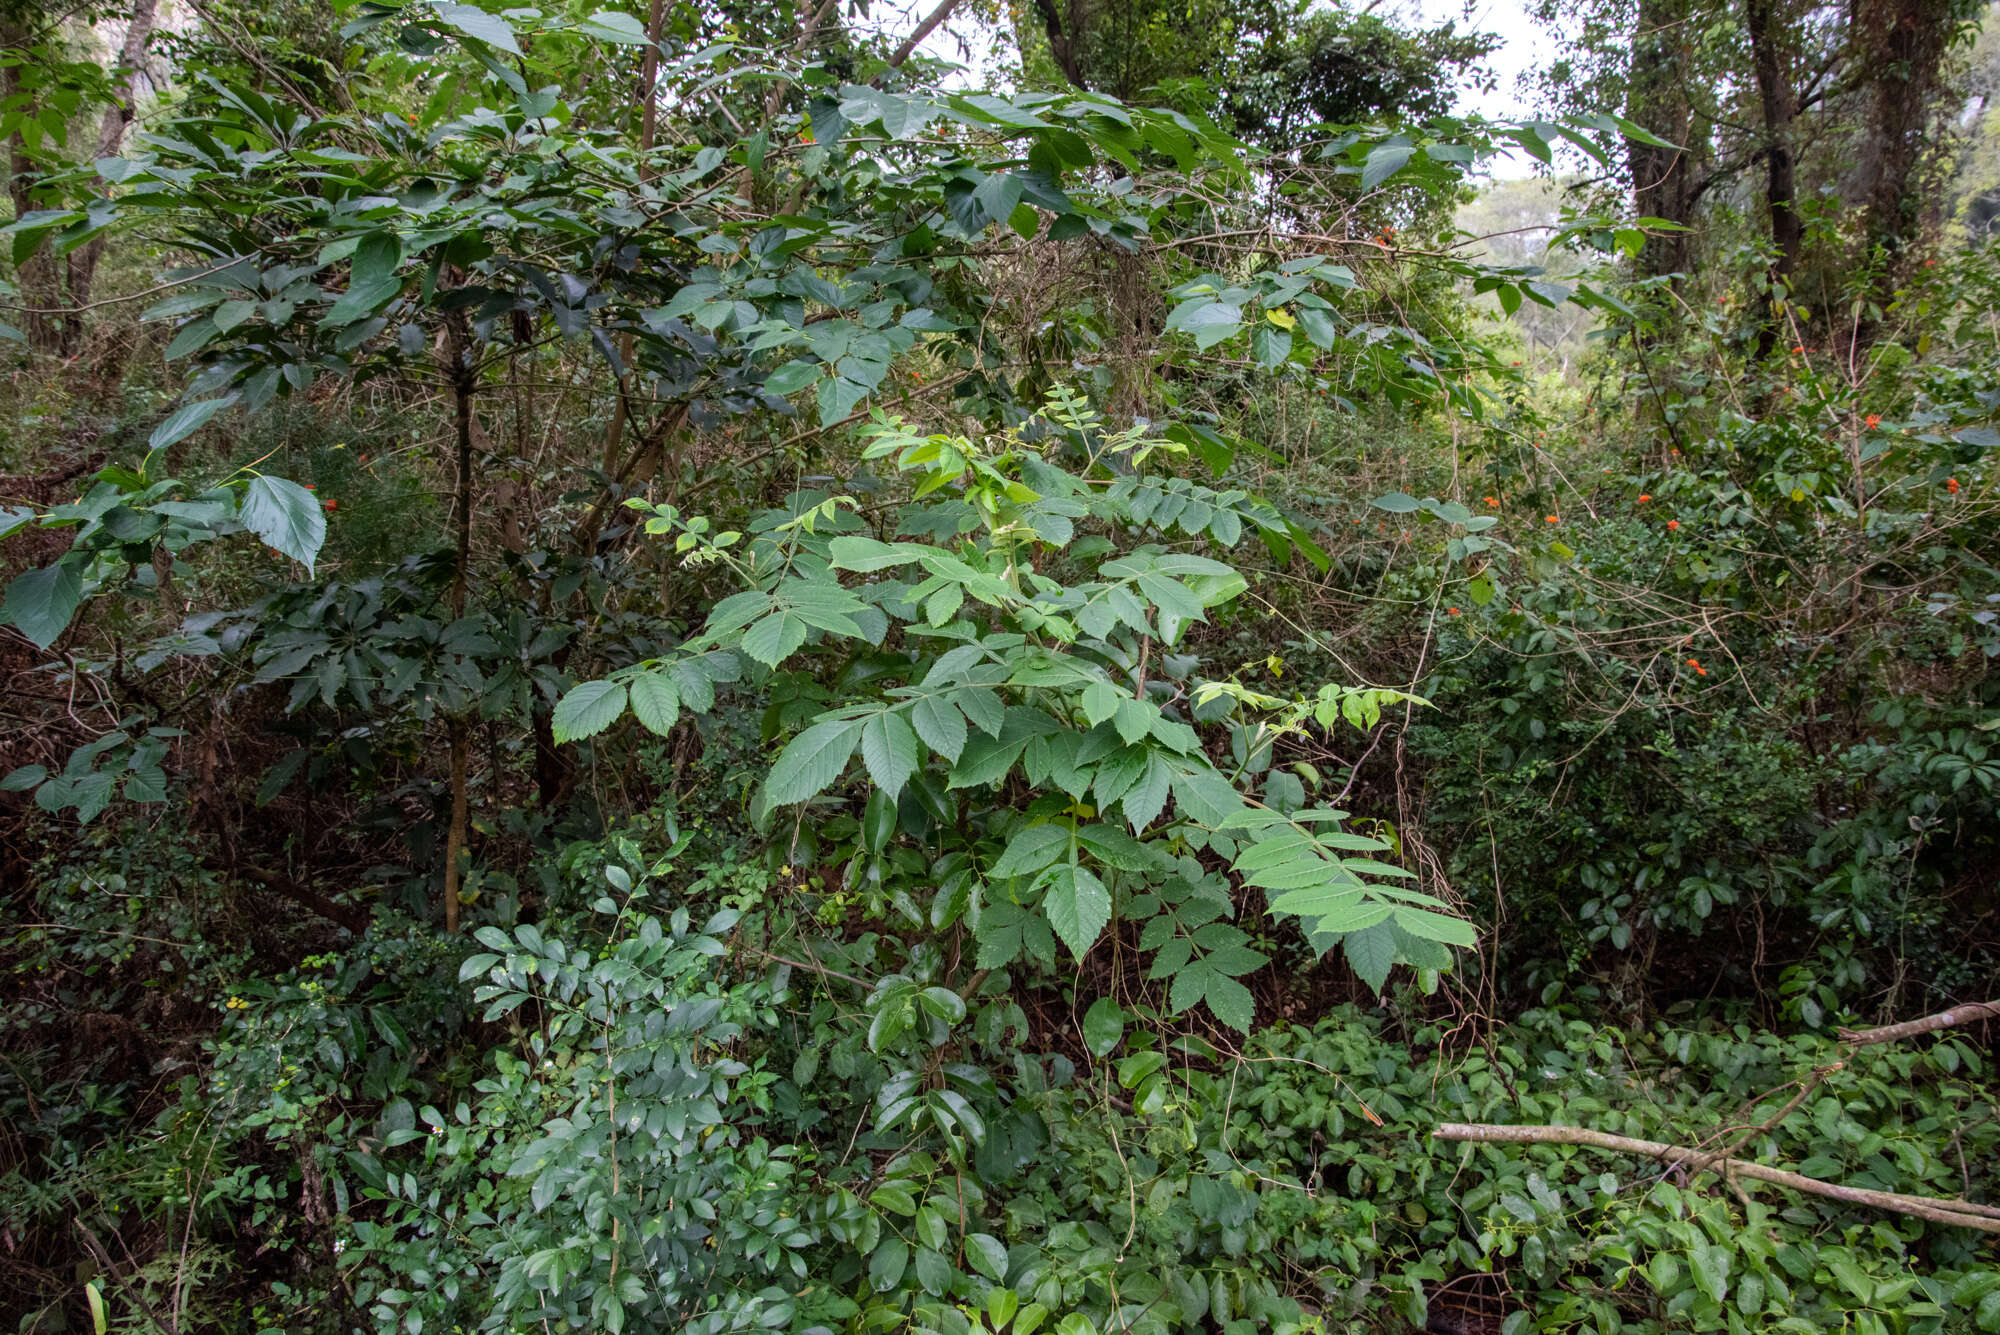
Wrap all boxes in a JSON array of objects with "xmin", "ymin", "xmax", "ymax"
[
  {"xmin": 1838, "ymin": 1001, "xmax": 2000, "ymax": 1048},
  {"xmin": 1433, "ymin": 1123, "xmax": 2000, "ymax": 1232}
]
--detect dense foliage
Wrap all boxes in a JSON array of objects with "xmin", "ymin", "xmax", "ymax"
[{"xmin": 0, "ymin": 0, "xmax": 1995, "ymax": 1332}]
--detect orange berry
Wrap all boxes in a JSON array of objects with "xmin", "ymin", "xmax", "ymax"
[
  {"xmin": 1865, "ymin": 414, "xmax": 1881, "ymax": 429},
  {"xmin": 1946, "ymin": 478, "xmax": 1959, "ymax": 493},
  {"xmin": 1484, "ymin": 496, "xmax": 1498, "ymax": 507},
  {"xmin": 1447, "ymin": 607, "xmax": 1460, "ymax": 616},
  {"xmin": 1545, "ymin": 515, "xmax": 1558, "ymax": 524},
  {"xmin": 1637, "ymin": 494, "xmax": 1651, "ymax": 502},
  {"xmin": 1667, "ymin": 519, "xmax": 1680, "ymax": 530}
]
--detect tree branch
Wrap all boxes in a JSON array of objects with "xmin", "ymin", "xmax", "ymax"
[
  {"xmin": 876, "ymin": 0, "xmax": 963, "ymax": 81},
  {"xmin": 1432, "ymin": 1123, "xmax": 2000, "ymax": 1232},
  {"xmin": 1838, "ymin": 1001, "xmax": 2000, "ymax": 1048}
]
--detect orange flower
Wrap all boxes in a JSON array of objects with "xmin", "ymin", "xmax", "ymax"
[
  {"xmin": 1946, "ymin": 477, "xmax": 1959, "ymax": 493},
  {"xmin": 1484, "ymin": 496, "xmax": 1498, "ymax": 507},
  {"xmin": 1637, "ymin": 493, "xmax": 1652, "ymax": 503},
  {"xmin": 1545, "ymin": 514, "xmax": 1559, "ymax": 524},
  {"xmin": 305, "ymin": 483, "xmax": 316, "ymax": 491},
  {"xmin": 1791, "ymin": 345, "xmax": 1804, "ymax": 355},
  {"xmin": 1686, "ymin": 658, "xmax": 1708, "ymax": 676},
  {"xmin": 323, "ymin": 499, "xmax": 337, "ymax": 512},
  {"xmin": 1667, "ymin": 519, "xmax": 1680, "ymax": 530},
  {"xmin": 1865, "ymin": 414, "xmax": 1881, "ymax": 429},
  {"xmin": 1447, "ymin": 607, "xmax": 1460, "ymax": 616}
]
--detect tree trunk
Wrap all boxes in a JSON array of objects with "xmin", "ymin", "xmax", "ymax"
[
  {"xmin": 1744, "ymin": 0, "xmax": 1803, "ymax": 358},
  {"xmin": 61, "ymin": 0, "xmax": 159, "ymax": 349},
  {"xmin": 1847, "ymin": 0, "xmax": 1963, "ymax": 302},
  {"xmin": 1623, "ymin": 0, "xmax": 1701, "ymax": 286},
  {"xmin": 1031, "ymin": 0, "xmax": 1089, "ymax": 90},
  {"xmin": 0, "ymin": 15, "xmax": 61, "ymax": 354},
  {"xmin": 440, "ymin": 315, "xmax": 476, "ymax": 934}
]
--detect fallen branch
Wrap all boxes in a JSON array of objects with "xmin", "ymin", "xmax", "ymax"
[
  {"xmin": 1838, "ymin": 1001, "xmax": 2000, "ymax": 1048},
  {"xmin": 1432, "ymin": 1122, "xmax": 2000, "ymax": 1234}
]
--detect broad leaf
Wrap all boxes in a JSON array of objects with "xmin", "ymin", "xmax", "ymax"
[
  {"xmin": 551, "ymin": 680, "xmax": 628, "ymax": 741},
  {"xmin": 239, "ymin": 476, "xmax": 327, "ymax": 573},
  {"xmin": 3, "ymin": 561, "xmax": 84, "ymax": 650},
  {"xmin": 766, "ymin": 718, "xmax": 864, "ymax": 805}
]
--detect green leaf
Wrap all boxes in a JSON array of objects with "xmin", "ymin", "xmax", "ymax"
[
  {"xmin": 1045, "ymin": 864, "xmax": 1110, "ymax": 959},
  {"xmin": 320, "ymin": 274, "xmax": 401, "ymax": 327},
  {"xmin": 1081, "ymin": 679, "xmax": 1121, "ymax": 728},
  {"xmin": 1081, "ymin": 996, "xmax": 1125, "ymax": 1056},
  {"xmin": 859, "ymin": 710, "xmax": 921, "ymax": 798},
  {"xmin": 973, "ymin": 172, "xmax": 1025, "ymax": 227},
  {"xmin": 1360, "ymin": 143, "xmax": 1414, "ymax": 189},
  {"xmin": 991, "ymin": 822, "xmax": 1069, "ymax": 879},
  {"xmin": 2, "ymin": 561, "xmax": 83, "ymax": 650},
  {"xmin": 1203, "ymin": 972, "xmax": 1254, "ymax": 1032},
  {"xmin": 828, "ymin": 535, "xmax": 919, "ymax": 571},
  {"xmin": 551, "ymin": 679, "xmax": 628, "ymax": 741},
  {"xmin": 434, "ymin": 2, "xmax": 522, "ymax": 53},
  {"xmin": 869, "ymin": 1237, "xmax": 909, "ymax": 1293},
  {"xmin": 1343, "ymin": 920, "xmax": 1396, "ymax": 993},
  {"xmin": 765, "ymin": 718, "xmax": 863, "ymax": 804},
  {"xmin": 2, "ymin": 764, "xmax": 48, "ymax": 791},
  {"xmin": 965, "ymin": 1233, "xmax": 1009, "ymax": 1282},
  {"xmin": 150, "ymin": 397, "xmax": 233, "ymax": 451},
  {"xmin": 1370, "ymin": 491, "xmax": 1421, "ymax": 513},
  {"xmin": 910, "ymin": 695, "xmax": 967, "ymax": 763},
  {"xmin": 628, "ymin": 671, "xmax": 681, "ymax": 735},
  {"xmin": 576, "ymin": 8, "xmax": 649, "ymax": 42},
  {"xmin": 1251, "ymin": 323, "xmax": 1291, "ymax": 369},
  {"xmin": 741, "ymin": 611, "xmax": 808, "ymax": 667},
  {"xmin": 240, "ymin": 476, "xmax": 327, "ymax": 573},
  {"xmin": 763, "ymin": 360, "xmax": 823, "ymax": 395}
]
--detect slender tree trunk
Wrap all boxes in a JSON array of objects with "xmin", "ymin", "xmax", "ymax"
[
  {"xmin": 1031, "ymin": 0, "xmax": 1089, "ymax": 90},
  {"xmin": 441, "ymin": 315, "xmax": 476, "ymax": 934},
  {"xmin": 0, "ymin": 15, "xmax": 61, "ymax": 354},
  {"xmin": 61, "ymin": 0, "xmax": 158, "ymax": 348},
  {"xmin": 1744, "ymin": 0, "xmax": 1802, "ymax": 358}
]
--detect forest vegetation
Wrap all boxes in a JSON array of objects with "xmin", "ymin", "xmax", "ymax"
[{"xmin": 1, "ymin": 0, "xmax": 1998, "ymax": 1331}]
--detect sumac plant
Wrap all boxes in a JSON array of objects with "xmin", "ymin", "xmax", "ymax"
[{"xmin": 551, "ymin": 390, "xmax": 1467, "ymax": 1020}]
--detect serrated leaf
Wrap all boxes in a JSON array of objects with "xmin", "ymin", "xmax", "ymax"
[
  {"xmin": 741, "ymin": 611, "xmax": 808, "ymax": 667},
  {"xmin": 1343, "ymin": 920, "xmax": 1396, "ymax": 993},
  {"xmin": 628, "ymin": 671, "xmax": 680, "ymax": 735},
  {"xmin": 551, "ymin": 679, "xmax": 627, "ymax": 741},
  {"xmin": 990, "ymin": 822, "xmax": 1069, "ymax": 879},
  {"xmin": 765, "ymin": 718, "xmax": 863, "ymax": 805},
  {"xmin": 1203, "ymin": 972, "xmax": 1254, "ymax": 1032},
  {"xmin": 1044, "ymin": 863, "xmax": 1110, "ymax": 959},
  {"xmin": 860, "ymin": 710, "xmax": 920, "ymax": 798},
  {"xmin": 910, "ymin": 694, "xmax": 967, "ymax": 762}
]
